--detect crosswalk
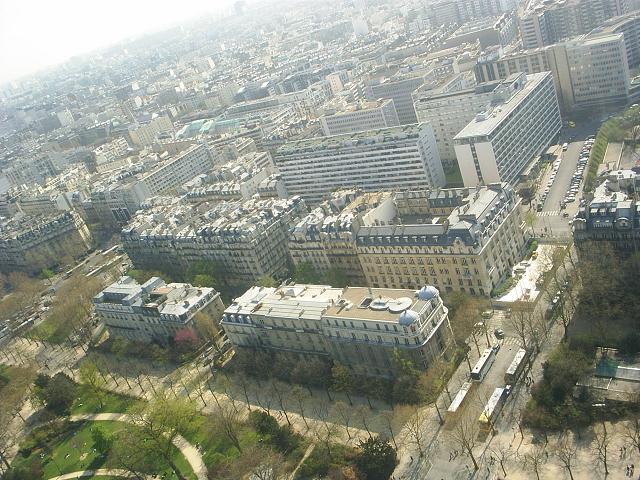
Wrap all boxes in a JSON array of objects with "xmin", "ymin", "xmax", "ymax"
[{"xmin": 536, "ymin": 210, "xmax": 560, "ymax": 217}]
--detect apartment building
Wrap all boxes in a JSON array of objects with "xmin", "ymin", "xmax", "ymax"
[
  {"xmin": 413, "ymin": 81, "xmax": 499, "ymax": 166},
  {"xmin": 454, "ymin": 72, "xmax": 561, "ymax": 187},
  {"xmin": 573, "ymin": 170, "xmax": 640, "ymax": 255},
  {"xmin": 139, "ymin": 144, "xmax": 215, "ymax": 195},
  {"xmin": 121, "ymin": 196, "xmax": 307, "ymax": 286},
  {"xmin": 93, "ymin": 137, "xmax": 130, "ymax": 168},
  {"xmin": 475, "ymin": 33, "xmax": 630, "ymax": 111},
  {"xmin": 0, "ymin": 210, "xmax": 93, "ymax": 273},
  {"xmin": 355, "ymin": 184, "xmax": 527, "ymax": 296},
  {"xmin": 319, "ymin": 99, "xmax": 400, "ymax": 136},
  {"xmin": 289, "ymin": 190, "xmax": 391, "ymax": 286},
  {"xmin": 519, "ymin": 0, "xmax": 627, "ymax": 49},
  {"xmin": 128, "ymin": 115, "xmax": 174, "ymax": 147},
  {"xmin": 93, "ymin": 276, "xmax": 224, "ymax": 344},
  {"xmin": 365, "ymin": 76, "xmax": 425, "ymax": 124},
  {"xmin": 593, "ymin": 13, "xmax": 640, "ymax": 68},
  {"xmin": 274, "ymin": 124, "xmax": 445, "ymax": 205},
  {"xmin": 221, "ymin": 283, "xmax": 454, "ymax": 376}
]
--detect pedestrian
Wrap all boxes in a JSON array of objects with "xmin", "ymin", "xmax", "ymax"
[
  {"xmin": 410, "ymin": 455, "xmax": 414, "ymax": 464},
  {"xmin": 627, "ymin": 465, "xmax": 631, "ymax": 477}
]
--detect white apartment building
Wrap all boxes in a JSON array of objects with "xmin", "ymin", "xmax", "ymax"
[
  {"xmin": 139, "ymin": 144, "xmax": 215, "ymax": 195},
  {"xmin": 93, "ymin": 276, "xmax": 224, "ymax": 344},
  {"xmin": 274, "ymin": 124, "xmax": 446, "ymax": 204},
  {"xmin": 319, "ymin": 99, "xmax": 400, "ymax": 136},
  {"xmin": 454, "ymin": 72, "xmax": 561, "ymax": 187},
  {"xmin": 221, "ymin": 283, "xmax": 454, "ymax": 376},
  {"xmin": 413, "ymin": 82, "xmax": 498, "ymax": 166},
  {"xmin": 128, "ymin": 115, "xmax": 175, "ymax": 147}
]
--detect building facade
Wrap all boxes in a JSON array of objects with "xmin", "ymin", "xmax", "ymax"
[
  {"xmin": 121, "ymin": 196, "xmax": 307, "ymax": 286},
  {"xmin": 454, "ymin": 72, "xmax": 562, "ymax": 187},
  {"xmin": 93, "ymin": 276, "xmax": 224, "ymax": 344},
  {"xmin": 0, "ymin": 210, "xmax": 93, "ymax": 273},
  {"xmin": 221, "ymin": 283, "xmax": 455, "ymax": 376},
  {"xmin": 274, "ymin": 124, "xmax": 446, "ymax": 205},
  {"xmin": 474, "ymin": 32, "xmax": 631, "ymax": 112},
  {"xmin": 319, "ymin": 99, "xmax": 400, "ymax": 136},
  {"xmin": 355, "ymin": 184, "xmax": 528, "ymax": 296}
]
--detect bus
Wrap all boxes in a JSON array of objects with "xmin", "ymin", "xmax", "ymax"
[
  {"xmin": 504, "ymin": 348, "xmax": 530, "ymax": 384},
  {"xmin": 479, "ymin": 387, "xmax": 509, "ymax": 432},
  {"xmin": 471, "ymin": 348, "xmax": 496, "ymax": 382},
  {"xmin": 446, "ymin": 381, "xmax": 474, "ymax": 421}
]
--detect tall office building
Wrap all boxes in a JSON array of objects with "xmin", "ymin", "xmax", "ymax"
[
  {"xmin": 274, "ymin": 124, "xmax": 446, "ymax": 204},
  {"xmin": 365, "ymin": 76, "xmax": 425, "ymax": 124},
  {"xmin": 454, "ymin": 73, "xmax": 561, "ymax": 186},
  {"xmin": 414, "ymin": 81, "xmax": 501, "ymax": 166},
  {"xmin": 519, "ymin": 0, "xmax": 628, "ymax": 49},
  {"xmin": 474, "ymin": 32, "xmax": 630, "ymax": 111}
]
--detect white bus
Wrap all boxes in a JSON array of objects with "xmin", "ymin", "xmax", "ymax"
[
  {"xmin": 471, "ymin": 348, "xmax": 496, "ymax": 382},
  {"xmin": 446, "ymin": 381, "xmax": 473, "ymax": 421},
  {"xmin": 504, "ymin": 348, "xmax": 530, "ymax": 384},
  {"xmin": 479, "ymin": 387, "xmax": 509, "ymax": 432}
]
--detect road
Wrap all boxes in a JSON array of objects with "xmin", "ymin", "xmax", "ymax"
[{"xmin": 531, "ymin": 123, "xmax": 600, "ymax": 239}]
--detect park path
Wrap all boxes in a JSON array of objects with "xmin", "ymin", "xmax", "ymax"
[
  {"xmin": 46, "ymin": 468, "xmax": 147, "ymax": 479},
  {"xmin": 68, "ymin": 413, "xmax": 207, "ymax": 480}
]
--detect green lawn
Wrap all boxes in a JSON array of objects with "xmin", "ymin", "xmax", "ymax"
[
  {"xmin": 444, "ymin": 164, "xmax": 463, "ymax": 187},
  {"xmin": 12, "ymin": 420, "xmax": 196, "ymax": 480},
  {"xmin": 70, "ymin": 385, "xmax": 142, "ymax": 415}
]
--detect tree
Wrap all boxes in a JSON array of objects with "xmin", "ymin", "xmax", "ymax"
[
  {"xmin": 322, "ymin": 267, "xmax": 349, "ymax": 287},
  {"xmin": 293, "ymin": 262, "xmax": 321, "ymax": 284},
  {"xmin": 405, "ymin": 407, "xmax": 428, "ymax": 458},
  {"xmin": 449, "ymin": 416, "xmax": 479, "ymax": 470},
  {"xmin": 79, "ymin": 360, "xmax": 107, "ymax": 409},
  {"xmin": 521, "ymin": 445, "xmax": 547, "ymax": 480},
  {"xmin": 355, "ymin": 437, "xmax": 397, "ymax": 480},
  {"xmin": 191, "ymin": 274, "xmax": 217, "ymax": 288},
  {"xmin": 556, "ymin": 437, "xmax": 578, "ymax": 480},
  {"xmin": 194, "ymin": 311, "xmax": 222, "ymax": 349},
  {"xmin": 491, "ymin": 445, "xmax": 514, "ymax": 478},
  {"xmin": 331, "ymin": 400, "xmax": 354, "ymax": 441},
  {"xmin": 123, "ymin": 393, "xmax": 199, "ymax": 480},
  {"xmin": 32, "ymin": 373, "xmax": 76, "ymax": 415},
  {"xmin": 212, "ymin": 402, "xmax": 243, "ymax": 453},
  {"xmin": 592, "ymin": 422, "xmax": 611, "ymax": 476},
  {"xmin": 173, "ymin": 328, "xmax": 200, "ymax": 353},
  {"xmin": 331, "ymin": 363, "xmax": 355, "ymax": 406},
  {"xmin": 256, "ymin": 275, "xmax": 279, "ymax": 288},
  {"xmin": 624, "ymin": 416, "xmax": 640, "ymax": 454}
]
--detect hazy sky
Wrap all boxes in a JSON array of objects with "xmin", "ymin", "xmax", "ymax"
[{"xmin": 0, "ymin": 0, "xmax": 233, "ymax": 84}]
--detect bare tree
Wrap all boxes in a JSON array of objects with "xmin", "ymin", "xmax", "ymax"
[
  {"xmin": 520, "ymin": 445, "xmax": 547, "ymax": 480},
  {"xmin": 270, "ymin": 380, "xmax": 292, "ymax": 427},
  {"xmin": 355, "ymin": 404, "xmax": 374, "ymax": 441},
  {"xmin": 556, "ymin": 437, "xmax": 578, "ymax": 480},
  {"xmin": 312, "ymin": 403, "xmax": 339, "ymax": 459},
  {"xmin": 331, "ymin": 400, "xmax": 354, "ymax": 442},
  {"xmin": 405, "ymin": 407, "xmax": 428, "ymax": 458},
  {"xmin": 625, "ymin": 416, "xmax": 640, "ymax": 454},
  {"xmin": 491, "ymin": 445, "xmax": 514, "ymax": 478},
  {"xmin": 448, "ymin": 416, "xmax": 479, "ymax": 470},
  {"xmin": 291, "ymin": 385, "xmax": 310, "ymax": 430},
  {"xmin": 211, "ymin": 402, "xmax": 244, "ymax": 453},
  {"xmin": 592, "ymin": 422, "xmax": 611, "ymax": 476}
]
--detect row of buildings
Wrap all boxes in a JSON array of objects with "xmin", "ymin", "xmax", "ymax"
[
  {"xmin": 121, "ymin": 183, "xmax": 527, "ymax": 297},
  {"xmin": 93, "ymin": 273, "xmax": 455, "ymax": 377}
]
